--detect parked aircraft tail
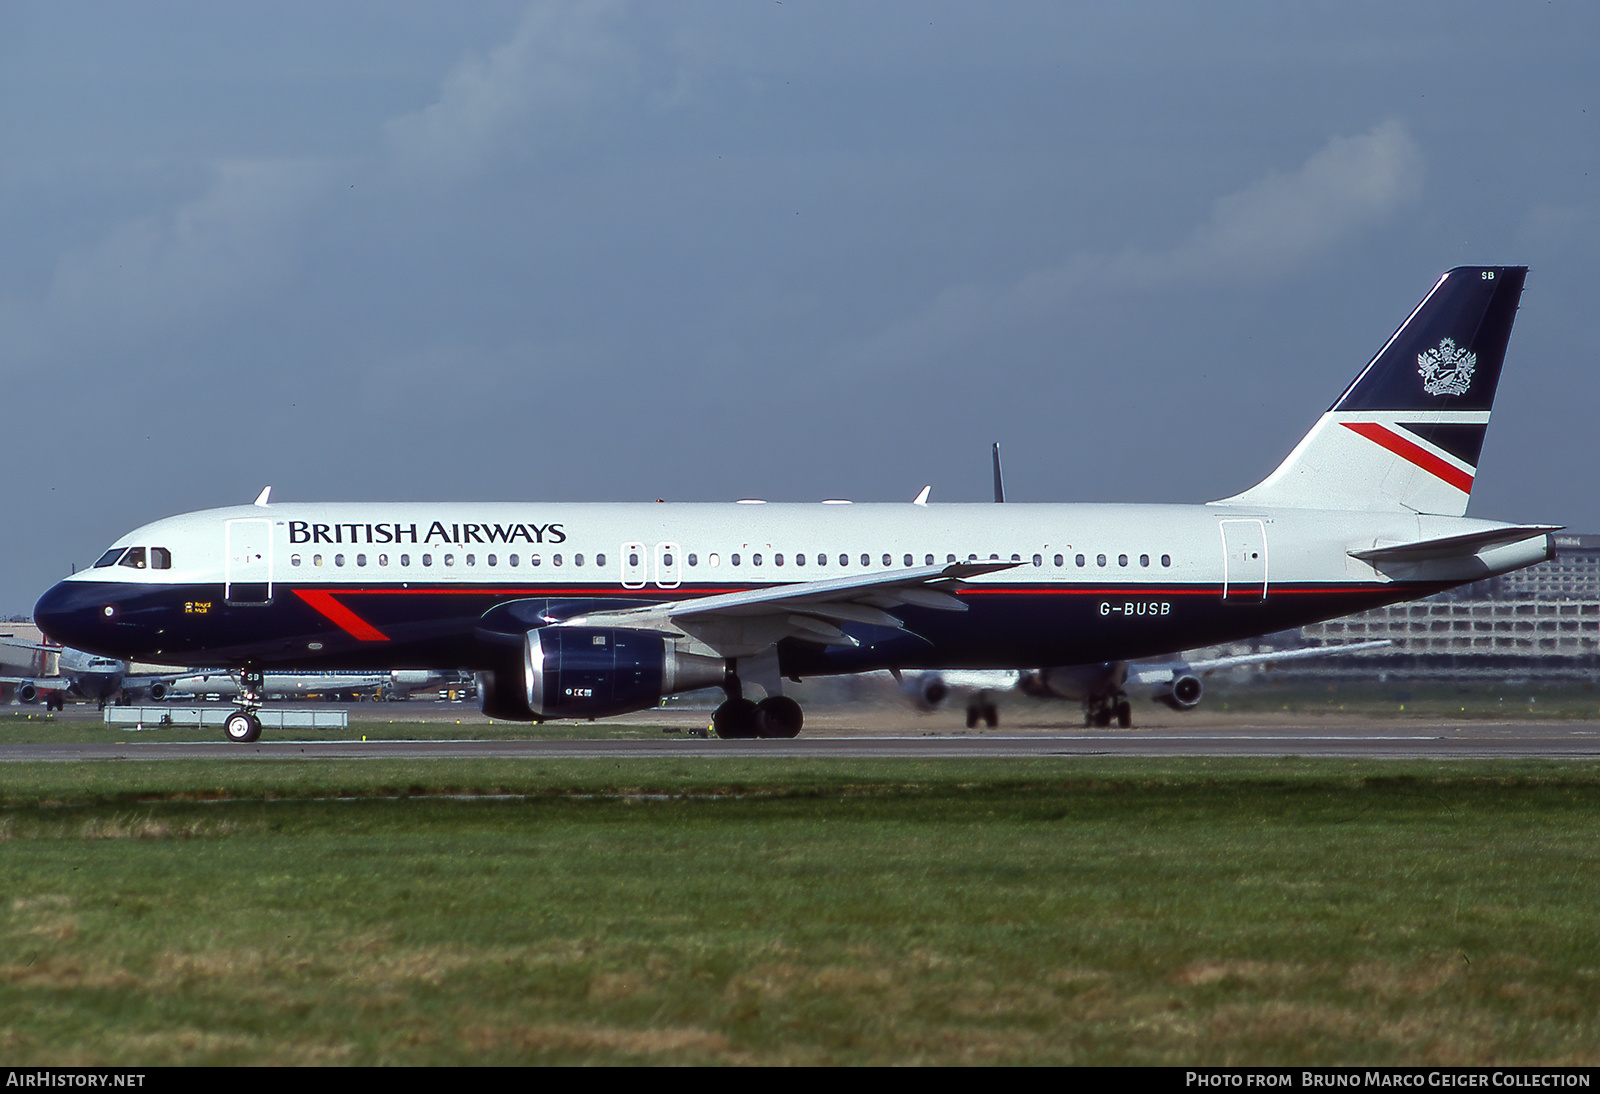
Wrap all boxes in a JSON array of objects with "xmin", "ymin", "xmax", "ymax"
[{"xmin": 1216, "ymin": 266, "xmax": 1527, "ymax": 517}]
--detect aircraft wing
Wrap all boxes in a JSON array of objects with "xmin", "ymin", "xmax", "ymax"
[
  {"xmin": 1123, "ymin": 639, "xmax": 1392, "ymax": 687},
  {"xmin": 564, "ymin": 560, "xmax": 1018, "ymax": 658},
  {"xmin": 0, "ymin": 675, "xmax": 70, "ymax": 693}
]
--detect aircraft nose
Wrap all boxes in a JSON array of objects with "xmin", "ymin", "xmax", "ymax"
[{"xmin": 34, "ymin": 580, "xmax": 118, "ymax": 653}]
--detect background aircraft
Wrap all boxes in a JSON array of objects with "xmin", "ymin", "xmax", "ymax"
[
  {"xmin": 902, "ymin": 640, "xmax": 1391, "ymax": 727},
  {"xmin": 0, "ymin": 642, "xmax": 185, "ymax": 711},
  {"xmin": 160, "ymin": 669, "xmax": 451, "ymax": 702}
]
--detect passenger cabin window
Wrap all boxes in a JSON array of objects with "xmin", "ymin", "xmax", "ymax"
[{"xmin": 596, "ymin": 553, "xmax": 606, "ymax": 568}]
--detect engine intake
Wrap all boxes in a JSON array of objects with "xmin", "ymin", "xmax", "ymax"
[
  {"xmin": 901, "ymin": 672, "xmax": 949, "ymax": 712},
  {"xmin": 1154, "ymin": 673, "xmax": 1203, "ymax": 711}
]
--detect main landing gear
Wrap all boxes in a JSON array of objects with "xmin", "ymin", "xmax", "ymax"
[
  {"xmin": 1084, "ymin": 693, "xmax": 1134, "ymax": 729},
  {"xmin": 223, "ymin": 668, "xmax": 266, "ymax": 744},
  {"xmin": 710, "ymin": 673, "xmax": 803, "ymax": 739}
]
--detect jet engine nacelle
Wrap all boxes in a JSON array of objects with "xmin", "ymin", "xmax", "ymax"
[
  {"xmin": 478, "ymin": 626, "xmax": 725, "ymax": 722},
  {"xmin": 16, "ymin": 681, "xmax": 39, "ymax": 705},
  {"xmin": 1153, "ymin": 673, "xmax": 1203, "ymax": 711},
  {"xmin": 147, "ymin": 681, "xmax": 168, "ymax": 702},
  {"xmin": 901, "ymin": 672, "xmax": 949, "ymax": 712}
]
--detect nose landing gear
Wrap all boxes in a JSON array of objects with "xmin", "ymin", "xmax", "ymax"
[{"xmin": 223, "ymin": 668, "xmax": 265, "ymax": 744}]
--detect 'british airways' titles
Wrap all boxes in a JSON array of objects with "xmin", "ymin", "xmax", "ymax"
[{"xmin": 287, "ymin": 521, "xmax": 567, "ymax": 546}]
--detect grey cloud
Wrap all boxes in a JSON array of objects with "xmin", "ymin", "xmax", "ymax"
[{"xmin": 836, "ymin": 121, "xmax": 1425, "ymax": 376}]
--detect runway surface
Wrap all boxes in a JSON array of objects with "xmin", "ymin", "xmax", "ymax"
[{"xmin": 5, "ymin": 706, "xmax": 1600, "ymax": 761}]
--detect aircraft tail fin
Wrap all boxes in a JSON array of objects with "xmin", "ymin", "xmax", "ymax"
[{"xmin": 1215, "ymin": 266, "xmax": 1528, "ymax": 516}]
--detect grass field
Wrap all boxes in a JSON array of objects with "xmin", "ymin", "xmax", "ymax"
[{"xmin": 3, "ymin": 754, "xmax": 1600, "ymax": 1065}]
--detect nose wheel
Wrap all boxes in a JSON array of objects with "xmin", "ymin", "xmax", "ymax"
[{"xmin": 224, "ymin": 710, "xmax": 262, "ymax": 743}]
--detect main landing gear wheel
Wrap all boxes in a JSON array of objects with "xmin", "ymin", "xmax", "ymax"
[
  {"xmin": 755, "ymin": 695, "xmax": 803, "ymax": 739},
  {"xmin": 224, "ymin": 711, "xmax": 262, "ymax": 744},
  {"xmin": 712, "ymin": 697, "xmax": 760, "ymax": 739}
]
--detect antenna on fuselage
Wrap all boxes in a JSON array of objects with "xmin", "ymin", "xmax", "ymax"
[
  {"xmin": 253, "ymin": 486, "xmax": 272, "ymax": 507},
  {"xmin": 991, "ymin": 443, "xmax": 1005, "ymax": 503}
]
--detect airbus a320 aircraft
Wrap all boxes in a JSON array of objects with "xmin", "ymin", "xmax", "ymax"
[{"xmin": 35, "ymin": 267, "xmax": 1554, "ymax": 744}]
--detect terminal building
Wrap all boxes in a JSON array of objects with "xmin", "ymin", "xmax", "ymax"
[{"xmin": 1299, "ymin": 533, "xmax": 1600, "ymax": 678}]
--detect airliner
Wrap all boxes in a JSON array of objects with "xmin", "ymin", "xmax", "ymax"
[
  {"xmin": 902, "ymin": 639, "xmax": 1391, "ymax": 728},
  {"xmin": 34, "ymin": 266, "xmax": 1555, "ymax": 744},
  {"xmin": 1, "ymin": 643, "xmax": 183, "ymax": 711},
  {"xmin": 160, "ymin": 668, "xmax": 449, "ymax": 702}
]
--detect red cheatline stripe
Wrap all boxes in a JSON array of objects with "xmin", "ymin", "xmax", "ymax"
[
  {"xmin": 1341, "ymin": 422, "xmax": 1474, "ymax": 494},
  {"xmin": 294, "ymin": 589, "xmax": 390, "ymax": 642}
]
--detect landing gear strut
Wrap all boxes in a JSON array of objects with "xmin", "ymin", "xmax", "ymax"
[
  {"xmin": 224, "ymin": 668, "xmax": 265, "ymax": 744},
  {"xmin": 965, "ymin": 690, "xmax": 999, "ymax": 728}
]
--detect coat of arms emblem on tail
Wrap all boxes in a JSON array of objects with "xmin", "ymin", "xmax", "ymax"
[{"xmin": 1418, "ymin": 337, "xmax": 1475, "ymax": 396}]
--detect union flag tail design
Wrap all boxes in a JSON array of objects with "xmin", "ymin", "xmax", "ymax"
[{"xmin": 1217, "ymin": 265, "xmax": 1527, "ymax": 516}]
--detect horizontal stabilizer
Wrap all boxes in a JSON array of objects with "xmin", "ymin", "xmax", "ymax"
[{"xmin": 1349, "ymin": 525, "xmax": 1561, "ymax": 563}]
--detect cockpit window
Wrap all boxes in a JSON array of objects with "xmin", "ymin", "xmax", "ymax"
[
  {"xmin": 94, "ymin": 548, "xmax": 126, "ymax": 568},
  {"xmin": 150, "ymin": 547, "xmax": 172, "ymax": 569},
  {"xmin": 118, "ymin": 547, "xmax": 147, "ymax": 569}
]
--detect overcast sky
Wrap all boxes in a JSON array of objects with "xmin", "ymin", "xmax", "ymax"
[{"xmin": 3, "ymin": 1, "xmax": 1596, "ymax": 613}]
